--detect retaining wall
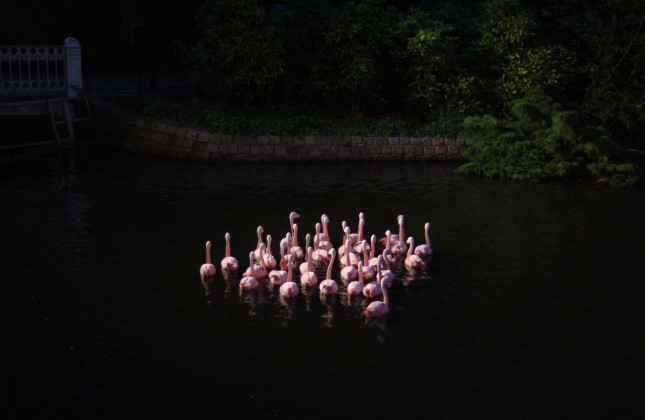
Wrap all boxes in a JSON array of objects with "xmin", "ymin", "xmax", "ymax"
[{"xmin": 92, "ymin": 102, "xmax": 468, "ymax": 162}]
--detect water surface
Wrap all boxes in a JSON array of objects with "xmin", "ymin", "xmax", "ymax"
[{"xmin": 2, "ymin": 147, "xmax": 644, "ymax": 418}]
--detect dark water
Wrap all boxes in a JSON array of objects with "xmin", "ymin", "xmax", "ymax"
[{"xmin": 2, "ymin": 147, "xmax": 645, "ymax": 418}]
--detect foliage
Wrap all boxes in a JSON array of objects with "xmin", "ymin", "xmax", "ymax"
[
  {"xmin": 456, "ymin": 90, "xmax": 640, "ymax": 185},
  {"xmin": 476, "ymin": 0, "xmax": 575, "ymax": 105},
  {"xmin": 174, "ymin": 0, "xmax": 284, "ymax": 108},
  {"xmin": 544, "ymin": 0, "xmax": 645, "ymax": 148}
]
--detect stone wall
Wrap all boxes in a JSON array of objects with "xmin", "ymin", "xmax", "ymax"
[{"xmin": 92, "ymin": 101, "xmax": 468, "ymax": 162}]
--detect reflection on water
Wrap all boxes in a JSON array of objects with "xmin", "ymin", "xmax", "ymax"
[{"xmin": 3, "ymin": 147, "xmax": 645, "ymax": 418}]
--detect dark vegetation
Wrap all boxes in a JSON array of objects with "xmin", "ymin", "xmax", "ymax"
[{"xmin": 3, "ymin": 0, "xmax": 644, "ymax": 184}]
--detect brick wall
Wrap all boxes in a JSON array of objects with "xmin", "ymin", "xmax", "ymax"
[{"xmin": 92, "ymin": 102, "xmax": 468, "ymax": 162}]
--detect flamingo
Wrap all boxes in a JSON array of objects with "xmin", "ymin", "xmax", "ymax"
[
  {"xmin": 360, "ymin": 239, "xmax": 375, "ymax": 281},
  {"xmin": 289, "ymin": 211, "xmax": 300, "ymax": 237},
  {"xmin": 279, "ymin": 255, "xmax": 299, "ymax": 299},
  {"xmin": 253, "ymin": 226, "xmax": 265, "ymax": 261},
  {"xmin": 362, "ymin": 261, "xmax": 382, "ymax": 300},
  {"xmin": 390, "ymin": 215, "xmax": 408, "ymax": 256},
  {"xmin": 382, "ymin": 230, "xmax": 397, "ymax": 267},
  {"xmin": 317, "ymin": 218, "xmax": 333, "ymax": 251},
  {"xmin": 282, "ymin": 232, "xmax": 298, "ymax": 271},
  {"xmin": 245, "ymin": 243, "xmax": 268, "ymax": 279},
  {"xmin": 269, "ymin": 248, "xmax": 289, "ymax": 287},
  {"xmin": 414, "ymin": 222, "xmax": 433, "ymax": 260},
  {"xmin": 300, "ymin": 247, "xmax": 318, "ymax": 288},
  {"xmin": 379, "ymin": 252, "xmax": 395, "ymax": 288},
  {"xmin": 319, "ymin": 249, "xmax": 338, "ymax": 296},
  {"xmin": 347, "ymin": 260, "xmax": 365, "ymax": 297},
  {"xmin": 362, "ymin": 265, "xmax": 390, "ymax": 320},
  {"xmin": 340, "ymin": 239, "xmax": 358, "ymax": 282},
  {"xmin": 405, "ymin": 236, "xmax": 425, "ymax": 270},
  {"xmin": 352, "ymin": 213, "xmax": 368, "ymax": 254},
  {"xmin": 239, "ymin": 251, "xmax": 259, "ymax": 292},
  {"xmin": 200, "ymin": 240, "xmax": 216, "ymax": 283},
  {"xmin": 299, "ymin": 233, "xmax": 311, "ymax": 274},
  {"xmin": 312, "ymin": 225, "xmax": 331, "ymax": 265},
  {"xmin": 318, "ymin": 214, "xmax": 329, "ymax": 241},
  {"xmin": 290, "ymin": 223, "xmax": 305, "ymax": 262},
  {"xmin": 368, "ymin": 234, "xmax": 379, "ymax": 271},
  {"xmin": 220, "ymin": 233, "xmax": 239, "ymax": 276},
  {"xmin": 321, "ymin": 214, "xmax": 333, "ymax": 248},
  {"xmin": 338, "ymin": 225, "xmax": 352, "ymax": 257},
  {"xmin": 262, "ymin": 234, "xmax": 277, "ymax": 270}
]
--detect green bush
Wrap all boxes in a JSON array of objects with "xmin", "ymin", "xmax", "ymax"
[{"xmin": 456, "ymin": 90, "xmax": 640, "ymax": 185}]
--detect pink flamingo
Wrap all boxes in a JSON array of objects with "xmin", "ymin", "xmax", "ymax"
[
  {"xmin": 299, "ymin": 233, "xmax": 312, "ymax": 274},
  {"xmin": 347, "ymin": 260, "xmax": 365, "ymax": 297},
  {"xmin": 269, "ymin": 248, "xmax": 289, "ymax": 287},
  {"xmin": 362, "ymin": 271, "xmax": 382, "ymax": 299},
  {"xmin": 200, "ymin": 240, "xmax": 216, "ymax": 283},
  {"xmin": 253, "ymin": 226, "xmax": 264, "ymax": 261},
  {"xmin": 382, "ymin": 230, "xmax": 397, "ymax": 267},
  {"xmin": 318, "ymin": 214, "xmax": 329, "ymax": 241},
  {"xmin": 405, "ymin": 236, "xmax": 425, "ymax": 270},
  {"xmin": 352, "ymin": 213, "xmax": 369, "ymax": 254},
  {"xmin": 360, "ymin": 239, "xmax": 375, "ymax": 281},
  {"xmin": 239, "ymin": 251, "xmax": 259, "ymax": 292},
  {"xmin": 321, "ymin": 214, "xmax": 333, "ymax": 249},
  {"xmin": 319, "ymin": 249, "xmax": 338, "ymax": 296},
  {"xmin": 338, "ymin": 224, "xmax": 350, "ymax": 257},
  {"xmin": 312, "ymin": 226, "xmax": 331, "ymax": 265},
  {"xmin": 300, "ymin": 247, "xmax": 318, "ymax": 288},
  {"xmin": 362, "ymin": 265, "xmax": 390, "ymax": 320},
  {"xmin": 340, "ymin": 239, "xmax": 358, "ymax": 282},
  {"xmin": 290, "ymin": 223, "xmax": 305, "ymax": 262},
  {"xmin": 368, "ymin": 234, "xmax": 379, "ymax": 271},
  {"xmin": 390, "ymin": 215, "xmax": 408, "ymax": 257},
  {"xmin": 220, "ymin": 233, "xmax": 239, "ymax": 275},
  {"xmin": 289, "ymin": 211, "xmax": 300, "ymax": 234},
  {"xmin": 317, "ymin": 217, "xmax": 333, "ymax": 251},
  {"xmin": 379, "ymin": 252, "xmax": 395, "ymax": 288},
  {"xmin": 245, "ymin": 243, "xmax": 268, "ymax": 279},
  {"xmin": 414, "ymin": 222, "xmax": 433, "ymax": 260},
  {"xmin": 279, "ymin": 255, "xmax": 299, "ymax": 299},
  {"xmin": 263, "ymin": 234, "xmax": 277, "ymax": 270}
]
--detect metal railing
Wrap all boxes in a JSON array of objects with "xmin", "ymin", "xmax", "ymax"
[{"xmin": 0, "ymin": 37, "xmax": 83, "ymax": 99}]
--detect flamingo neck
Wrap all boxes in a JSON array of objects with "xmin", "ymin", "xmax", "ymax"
[
  {"xmin": 407, "ymin": 237, "xmax": 414, "ymax": 258},
  {"xmin": 327, "ymin": 251, "xmax": 335, "ymax": 279},
  {"xmin": 205, "ymin": 242, "xmax": 212, "ymax": 264}
]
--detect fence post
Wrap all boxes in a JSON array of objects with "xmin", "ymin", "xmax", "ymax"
[{"xmin": 64, "ymin": 37, "xmax": 83, "ymax": 98}]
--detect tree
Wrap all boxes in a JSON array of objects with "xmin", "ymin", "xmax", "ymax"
[{"xmin": 177, "ymin": 0, "xmax": 285, "ymax": 108}]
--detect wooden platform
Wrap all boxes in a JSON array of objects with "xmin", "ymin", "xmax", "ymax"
[{"xmin": 0, "ymin": 95, "xmax": 90, "ymax": 150}]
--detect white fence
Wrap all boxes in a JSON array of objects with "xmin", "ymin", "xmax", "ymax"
[{"xmin": 0, "ymin": 37, "xmax": 82, "ymax": 99}]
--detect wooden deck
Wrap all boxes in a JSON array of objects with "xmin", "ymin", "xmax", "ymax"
[{"xmin": 1, "ymin": 38, "xmax": 89, "ymax": 150}]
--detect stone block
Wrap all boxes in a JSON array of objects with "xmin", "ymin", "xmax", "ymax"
[{"xmin": 447, "ymin": 145, "xmax": 460, "ymax": 155}]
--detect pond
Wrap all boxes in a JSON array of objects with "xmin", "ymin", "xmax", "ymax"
[{"xmin": 2, "ymin": 146, "xmax": 644, "ymax": 418}]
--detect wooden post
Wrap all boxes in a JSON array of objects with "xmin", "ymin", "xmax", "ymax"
[
  {"xmin": 47, "ymin": 99, "xmax": 61, "ymax": 146},
  {"xmin": 63, "ymin": 98, "xmax": 75, "ymax": 141}
]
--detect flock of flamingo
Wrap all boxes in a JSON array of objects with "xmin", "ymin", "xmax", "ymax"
[{"xmin": 200, "ymin": 212, "xmax": 432, "ymax": 322}]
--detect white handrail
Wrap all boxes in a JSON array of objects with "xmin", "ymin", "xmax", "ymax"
[{"xmin": 0, "ymin": 37, "xmax": 82, "ymax": 98}]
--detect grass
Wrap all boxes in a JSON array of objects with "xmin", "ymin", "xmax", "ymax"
[{"xmin": 105, "ymin": 95, "xmax": 463, "ymax": 138}]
